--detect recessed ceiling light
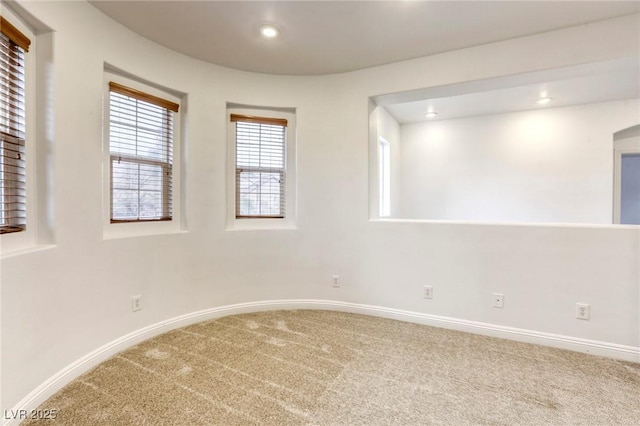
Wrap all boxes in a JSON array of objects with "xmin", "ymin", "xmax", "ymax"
[
  {"xmin": 260, "ymin": 24, "xmax": 280, "ymax": 38},
  {"xmin": 425, "ymin": 111, "xmax": 438, "ymax": 118},
  {"xmin": 536, "ymin": 97, "xmax": 552, "ymax": 105}
]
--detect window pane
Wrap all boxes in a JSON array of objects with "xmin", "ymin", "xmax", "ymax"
[
  {"xmin": 139, "ymin": 163, "xmax": 163, "ymax": 191},
  {"xmin": 238, "ymin": 171, "xmax": 282, "ymax": 216},
  {"xmin": 236, "ymin": 122, "xmax": 284, "ymax": 169},
  {"xmin": 110, "ymin": 93, "xmax": 172, "ymax": 162},
  {"xmin": 239, "ymin": 189, "xmax": 259, "ymax": 216},
  {"xmin": 112, "ymin": 161, "xmax": 139, "ymax": 190},
  {"xmin": 139, "ymin": 191, "xmax": 162, "ymax": 218},
  {"xmin": 112, "ymin": 189, "xmax": 139, "ymax": 219},
  {"xmin": 111, "ymin": 157, "xmax": 169, "ymax": 220}
]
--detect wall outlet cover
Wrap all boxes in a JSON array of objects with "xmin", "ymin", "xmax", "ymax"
[
  {"xmin": 493, "ymin": 293, "xmax": 504, "ymax": 308},
  {"xmin": 576, "ymin": 303, "xmax": 590, "ymax": 320},
  {"xmin": 132, "ymin": 295, "xmax": 142, "ymax": 312},
  {"xmin": 423, "ymin": 285, "xmax": 433, "ymax": 299}
]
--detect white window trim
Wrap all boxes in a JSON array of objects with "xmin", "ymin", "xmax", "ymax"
[
  {"xmin": 102, "ymin": 71, "xmax": 183, "ymax": 239},
  {"xmin": 1, "ymin": 7, "xmax": 37, "ymax": 255},
  {"xmin": 226, "ymin": 106, "xmax": 296, "ymax": 231}
]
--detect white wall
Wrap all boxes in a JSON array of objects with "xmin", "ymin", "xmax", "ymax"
[
  {"xmin": 398, "ymin": 100, "xmax": 640, "ymax": 223},
  {"xmin": 1, "ymin": 1, "xmax": 639, "ymax": 413}
]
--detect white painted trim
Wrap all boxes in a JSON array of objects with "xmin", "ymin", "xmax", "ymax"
[{"xmin": 5, "ymin": 299, "xmax": 639, "ymax": 426}]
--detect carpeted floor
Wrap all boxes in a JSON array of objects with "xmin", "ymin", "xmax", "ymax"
[{"xmin": 22, "ymin": 310, "xmax": 640, "ymax": 425}]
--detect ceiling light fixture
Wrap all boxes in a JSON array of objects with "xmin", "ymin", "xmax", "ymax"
[
  {"xmin": 425, "ymin": 111, "xmax": 438, "ymax": 118},
  {"xmin": 260, "ymin": 24, "xmax": 280, "ymax": 38},
  {"xmin": 536, "ymin": 96, "xmax": 552, "ymax": 105}
]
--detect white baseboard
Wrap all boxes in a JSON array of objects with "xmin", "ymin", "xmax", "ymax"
[{"xmin": 4, "ymin": 299, "xmax": 639, "ymax": 426}]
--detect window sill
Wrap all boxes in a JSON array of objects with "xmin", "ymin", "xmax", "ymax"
[
  {"xmin": 103, "ymin": 222, "xmax": 187, "ymax": 240},
  {"xmin": 225, "ymin": 218, "xmax": 297, "ymax": 232}
]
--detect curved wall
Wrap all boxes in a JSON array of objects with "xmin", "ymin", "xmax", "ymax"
[{"xmin": 1, "ymin": 0, "xmax": 639, "ymax": 414}]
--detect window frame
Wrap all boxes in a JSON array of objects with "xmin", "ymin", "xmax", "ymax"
[
  {"xmin": 103, "ymin": 71, "xmax": 182, "ymax": 239},
  {"xmin": 226, "ymin": 105, "xmax": 296, "ymax": 231}
]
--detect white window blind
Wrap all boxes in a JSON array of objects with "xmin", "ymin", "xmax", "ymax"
[
  {"xmin": 0, "ymin": 16, "xmax": 30, "ymax": 234},
  {"xmin": 231, "ymin": 114, "xmax": 287, "ymax": 218},
  {"xmin": 109, "ymin": 82, "xmax": 178, "ymax": 222}
]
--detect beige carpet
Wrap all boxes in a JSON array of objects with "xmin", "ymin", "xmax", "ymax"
[{"xmin": 22, "ymin": 310, "xmax": 640, "ymax": 425}]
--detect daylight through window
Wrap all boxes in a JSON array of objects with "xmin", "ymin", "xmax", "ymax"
[
  {"xmin": 109, "ymin": 82, "xmax": 178, "ymax": 222},
  {"xmin": 232, "ymin": 114, "xmax": 287, "ymax": 218}
]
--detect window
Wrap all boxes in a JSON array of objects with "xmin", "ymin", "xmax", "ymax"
[
  {"xmin": 379, "ymin": 137, "xmax": 391, "ymax": 217},
  {"xmin": 108, "ymin": 82, "xmax": 179, "ymax": 223},
  {"xmin": 0, "ymin": 16, "xmax": 30, "ymax": 234},
  {"xmin": 232, "ymin": 114, "xmax": 287, "ymax": 218}
]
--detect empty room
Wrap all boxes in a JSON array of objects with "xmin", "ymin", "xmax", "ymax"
[{"xmin": 1, "ymin": 1, "xmax": 639, "ymax": 424}]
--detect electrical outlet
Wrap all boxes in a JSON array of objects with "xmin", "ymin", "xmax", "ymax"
[
  {"xmin": 492, "ymin": 293, "xmax": 504, "ymax": 308},
  {"xmin": 331, "ymin": 275, "xmax": 340, "ymax": 287},
  {"xmin": 132, "ymin": 295, "xmax": 142, "ymax": 312},
  {"xmin": 423, "ymin": 285, "xmax": 433, "ymax": 299},
  {"xmin": 576, "ymin": 303, "xmax": 590, "ymax": 320}
]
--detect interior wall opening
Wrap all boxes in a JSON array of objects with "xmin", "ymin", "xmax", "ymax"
[{"xmin": 370, "ymin": 58, "xmax": 640, "ymax": 226}]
